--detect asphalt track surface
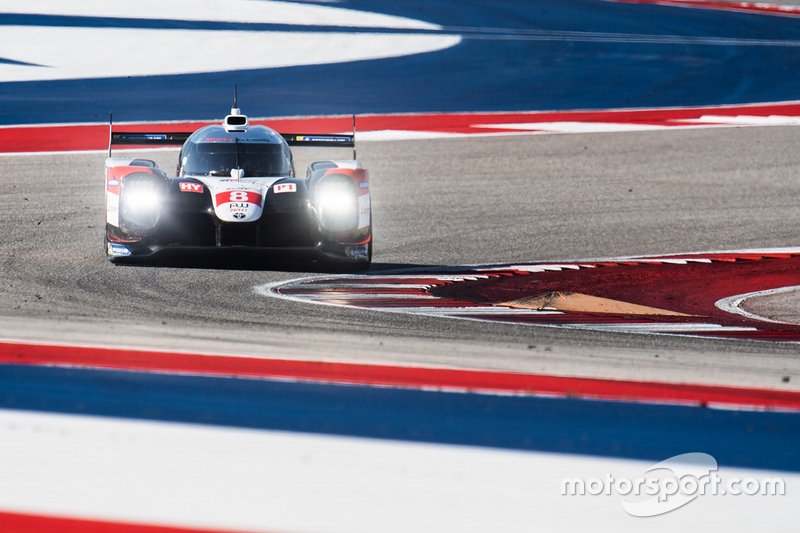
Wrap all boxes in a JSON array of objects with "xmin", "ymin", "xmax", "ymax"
[{"xmin": 2, "ymin": 125, "xmax": 800, "ymax": 390}]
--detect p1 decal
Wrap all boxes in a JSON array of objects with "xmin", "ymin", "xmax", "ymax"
[
  {"xmin": 273, "ymin": 183, "xmax": 297, "ymax": 194},
  {"xmin": 214, "ymin": 190, "xmax": 262, "ymax": 207},
  {"xmin": 260, "ymin": 249, "xmax": 800, "ymax": 343},
  {"xmin": 179, "ymin": 182, "xmax": 204, "ymax": 193}
]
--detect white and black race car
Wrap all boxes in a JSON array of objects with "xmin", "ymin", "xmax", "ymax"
[{"xmin": 104, "ymin": 100, "xmax": 371, "ymax": 268}]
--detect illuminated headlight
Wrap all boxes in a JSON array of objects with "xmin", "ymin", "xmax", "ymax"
[
  {"xmin": 120, "ymin": 181, "xmax": 161, "ymax": 231},
  {"xmin": 124, "ymin": 189, "xmax": 160, "ymax": 212},
  {"xmin": 315, "ymin": 177, "xmax": 358, "ymax": 231}
]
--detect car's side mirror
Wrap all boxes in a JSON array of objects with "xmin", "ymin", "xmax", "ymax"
[{"xmin": 306, "ymin": 160, "xmax": 337, "ymax": 178}]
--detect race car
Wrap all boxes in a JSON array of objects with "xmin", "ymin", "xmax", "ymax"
[{"xmin": 104, "ymin": 100, "xmax": 372, "ymax": 268}]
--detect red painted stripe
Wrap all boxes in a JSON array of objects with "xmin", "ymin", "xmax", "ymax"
[
  {"xmin": 615, "ymin": 0, "xmax": 800, "ymax": 16},
  {"xmin": 0, "ymin": 510, "xmax": 245, "ymax": 533},
  {"xmin": 0, "ymin": 341, "xmax": 798, "ymax": 410},
  {"xmin": 4, "ymin": 103, "xmax": 800, "ymax": 154},
  {"xmin": 214, "ymin": 190, "xmax": 263, "ymax": 207}
]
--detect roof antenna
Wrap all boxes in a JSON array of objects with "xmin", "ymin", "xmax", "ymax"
[{"xmin": 231, "ymin": 84, "xmax": 240, "ymax": 115}]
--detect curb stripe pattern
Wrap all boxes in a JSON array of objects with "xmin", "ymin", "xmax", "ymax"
[
  {"xmin": 3, "ymin": 102, "xmax": 800, "ymax": 154},
  {"xmin": 3, "ymin": 338, "xmax": 799, "ymax": 411},
  {"xmin": 261, "ymin": 249, "xmax": 800, "ymax": 344},
  {"xmin": 614, "ymin": 0, "xmax": 800, "ymax": 17}
]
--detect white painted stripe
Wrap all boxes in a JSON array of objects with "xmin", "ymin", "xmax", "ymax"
[
  {"xmin": 356, "ymin": 130, "xmax": 470, "ymax": 141},
  {"xmin": 297, "ymin": 293, "xmax": 435, "ymax": 300},
  {"xmin": 569, "ymin": 323, "xmax": 757, "ymax": 333},
  {"xmin": 0, "ymin": 27, "xmax": 460, "ymax": 82},
  {"xmin": 475, "ymin": 122, "xmax": 670, "ymax": 133},
  {"xmin": 0, "ymin": 409, "xmax": 795, "ymax": 533},
  {"xmin": 555, "ymin": 248, "xmax": 800, "ymax": 265},
  {"xmin": 630, "ymin": 247, "xmax": 800, "ymax": 259},
  {"xmin": 496, "ymin": 264, "xmax": 585, "ymax": 272},
  {"xmin": 432, "ymin": 275, "xmax": 491, "ymax": 281},
  {"xmin": 0, "ymin": 147, "xmax": 183, "ymax": 158},
  {"xmin": 0, "ymin": 0, "xmax": 441, "ymax": 29},
  {"xmin": 679, "ymin": 115, "xmax": 800, "ymax": 126},
  {"xmin": 715, "ymin": 285, "xmax": 800, "ymax": 325},
  {"xmin": 292, "ymin": 283, "xmax": 434, "ymax": 289},
  {"xmin": 371, "ymin": 306, "xmax": 563, "ymax": 316}
]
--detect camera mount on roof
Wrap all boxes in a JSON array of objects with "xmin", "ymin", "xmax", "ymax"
[{"xmin": 223, "ymin": 85, "xmax": 248, "ymax": 132}]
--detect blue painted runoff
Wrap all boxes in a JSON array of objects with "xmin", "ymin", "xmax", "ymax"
[
  {"xmin": 0, "ymin": 0, "xmax": 799, "ymax": 124},
  {"xmin": 0, "ymin": 363, "xmax": 798, "ymax": 472}
]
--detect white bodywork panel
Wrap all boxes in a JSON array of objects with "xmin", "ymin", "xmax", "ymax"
[
  {"xmin": 195, "ymin": 176, "xmax": 282, "ymax": 223},
  {"xmin": 106, "ymin": 191, "xmax": 119, "ymax": 227}
]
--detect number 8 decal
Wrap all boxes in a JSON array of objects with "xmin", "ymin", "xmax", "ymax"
[{"xmin": 229, "ymin": 191, "xmax": 249, "ymax": 202}]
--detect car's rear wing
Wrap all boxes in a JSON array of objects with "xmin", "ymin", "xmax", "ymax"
[
  {"xmin": 109, "ymin": 131, "xmax": 193, "ymax": 150},
  {"xmin": 280, "ymin": 134, "xmax": 354, "ymax": 148},
  {"xmin": 108, "ymin": 114, "xmax": 357, "ymax": 158}
]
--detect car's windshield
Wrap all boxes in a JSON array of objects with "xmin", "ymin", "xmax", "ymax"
[{"xmin": 181, "ymin": 141, "xmax": 292, "ymax": 177}]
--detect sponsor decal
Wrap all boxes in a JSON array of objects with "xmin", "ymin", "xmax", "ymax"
[
  {"xmin": 233, "ymin": 212, "xmax": 246, "ymax": 219},
  {"xmin": 344, "ymin": 244, "xmax": 369, "ymax": 260},
  {"xmin": 107, "ymin": 243, "xmax": 132, "ymax": 257},
  {"xmin": 179, "ymin": 182, "xmax": 204, "ymax": 193},
  {"xmin": 215, "ymin": 190, "xmax": 263, "ymax": 207},
  {"xmin": 359, "ymin": 182, "xmax": 369, "ymax": 189},
  {"xmin": 120, "ymin": 134, "xmax": 167, "ymax": 141},
  {"xmin": 296, "ymin": 135, "xmax": 351, "ymax": 143},
  {"xmin": 273, "ymin": 183, "xmax": 297, "ymax": 194},
  {"xmin": 202, "ymin": 137, "xmax": 233, "ymax": 143},
  {"xmin": 107, "ymin": 179, "xmax": 119, "ymax": 186}
]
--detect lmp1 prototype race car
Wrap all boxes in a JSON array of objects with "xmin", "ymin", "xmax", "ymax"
[{"xmin": 104, "ymin": 99, "xmax": 372, "ymax": 268}]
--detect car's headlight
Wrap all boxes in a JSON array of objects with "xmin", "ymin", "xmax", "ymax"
[
  {"xmin": 120, "ymin": 180, "xmax": 162, "ymax": 231},
  {"xmin": 315, "ymin": 177, "xmax": 358, "ymax": 231},
  {"xmin": 124, "ymin": 189, "xmax": 160, "ymax": 212}
]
